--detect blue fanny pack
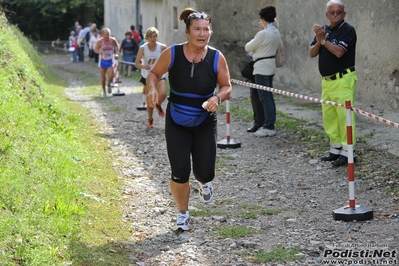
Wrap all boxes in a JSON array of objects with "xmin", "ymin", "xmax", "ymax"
[{"xmin": 170, "ymin": 102, "xmax": 209, "ymax": 127}]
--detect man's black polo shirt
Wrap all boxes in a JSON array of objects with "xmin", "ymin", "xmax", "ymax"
[{"xmin": 311, "ymin": 20, "xmax": 357, "ymax": 76}]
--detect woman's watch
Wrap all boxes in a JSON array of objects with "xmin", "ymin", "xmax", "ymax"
[{"xmin": 215, "ymin": 95, "xmax": 222, "ymax": 104}]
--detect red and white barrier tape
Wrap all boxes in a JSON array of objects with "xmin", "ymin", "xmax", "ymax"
[
  {"xmin": 351, "ymin": 107, "xmax": 399, "ymax": 129},
  {"xmin": 118, "ymin": 59, "xmax": 136, "ymax": 66},
  {"xmin": 231, "ymin": 79, "xmax": 345, "ymax": 108},
  {"xmin": 231, "ymin": 78, "xmax": 399, "ymax": 129}
]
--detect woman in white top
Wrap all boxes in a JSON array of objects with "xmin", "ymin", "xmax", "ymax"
[
  {"xmin": 89, "ymin": 28, "xmax": 100, "ymax": 63},
  {"xmin": 135, "ymin": 27, "xmax": 167, "ymax": 128},
  {"xmin": 245, "ymin": 6, "xmax": 281, "ymax": 137}
]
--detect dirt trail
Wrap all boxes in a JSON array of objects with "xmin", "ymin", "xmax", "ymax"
[{"xmin": 45, "ymin": 54, "xmax": 399, "ymax": 266}]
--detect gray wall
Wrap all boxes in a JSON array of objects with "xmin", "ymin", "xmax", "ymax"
[
  {"xmin": 105, "ymin": 0, "xmax": 399, "ymax": 111},
  {"xmin": 104, "ymin": 0, "xmax": 135, "ymax": 40},
  {"xmin": 104, "ymin": 0, "xmax": 196, "ymax": 49}
]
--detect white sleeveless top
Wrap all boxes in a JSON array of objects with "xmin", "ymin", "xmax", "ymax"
[{"xmin": 141, "ymin": 42, "xmax": 165, "ymax": 79}]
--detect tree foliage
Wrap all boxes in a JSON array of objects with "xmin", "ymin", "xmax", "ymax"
[{"xmin": 0, "ymin": 0, "xmax": 104, "ymax": 40}]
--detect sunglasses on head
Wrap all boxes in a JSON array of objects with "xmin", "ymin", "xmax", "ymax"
[{"xmin": 189, "ymin": 12, "xmax": 210, "ymax": 21}]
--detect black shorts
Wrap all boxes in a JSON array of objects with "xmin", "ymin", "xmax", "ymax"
[
  {"xmin": 140, "ymin": 76, "xmax": 146, "ymax": 85},
  {"xmin": 140, "ymin": 76, "xmax": 166, "ymax": 85},
  {"xmin": 165, "ymin": 104, "xmax": 217, "ymax": 184}
]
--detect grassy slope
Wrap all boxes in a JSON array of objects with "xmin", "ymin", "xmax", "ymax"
[{"xmin": 0, "ymin": 13, "xmax": 132, "ymax": 265}]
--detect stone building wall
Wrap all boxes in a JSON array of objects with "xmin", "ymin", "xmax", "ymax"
[{"xmin": 105, "ymin": 0, "xmax": 399, "ymax": 111}]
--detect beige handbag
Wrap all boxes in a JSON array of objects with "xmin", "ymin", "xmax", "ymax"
[{"xmin": 275, "ymin": 42, "xmax": 285, "ymax": 68}]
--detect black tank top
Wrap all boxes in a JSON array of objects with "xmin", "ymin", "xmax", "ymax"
[{"xmin": 168, "ymin": 44, "xmax": 219, "ymax": 108}]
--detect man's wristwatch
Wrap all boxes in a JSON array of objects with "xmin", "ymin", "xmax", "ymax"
[
  {"xmin": 321, "ymin": 39, "xmax": 326, "ymax": 46},
  {"xmin": 215, "ymin": 95, "xmax": 222, "ymax": 104}
]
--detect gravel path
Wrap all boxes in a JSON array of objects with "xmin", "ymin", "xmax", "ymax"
[{"xmin": 44, "ymin": 54, "xmax": 399, "ymax": 266}]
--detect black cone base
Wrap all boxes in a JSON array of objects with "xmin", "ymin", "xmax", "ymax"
[
  {"xmin": 217, "ymin": 139, "xmax": 241, "ymax": 149},
  {"xmin": 333, "ymin": 205, "xmax": 373, "ymax": 221},
  {"xmin": 112, "ymin": 91, "xmax": 125, "ymax": 96},
  {"xmin": 136, "ymin": 104, "xmax": 147, "ymax": 111}
]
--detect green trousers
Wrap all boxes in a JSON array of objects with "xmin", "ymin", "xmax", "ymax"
[{"xmin": 321, "ymin": 70, "xmax": 357, "ymax": 157}]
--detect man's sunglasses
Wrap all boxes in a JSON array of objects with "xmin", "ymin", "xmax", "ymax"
[{"xmin": 327, "ymin": 10, "xmax": 344, "ymax": 16}]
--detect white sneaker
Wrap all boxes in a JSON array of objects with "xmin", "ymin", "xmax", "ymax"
[
  {"xmin": 198, "ymin": 182, "xmax": 214, "ymax": 203},
  {"xmin": 101, "ymin": 92, "xmax": 106, "ymax": 98},
  {"xmin": 174, "ymin": 211, "xmax": 190, "ymax": 231},
  {"xmin": 254, "ymin": 128, "xmax": 277, "ymax": 137}
]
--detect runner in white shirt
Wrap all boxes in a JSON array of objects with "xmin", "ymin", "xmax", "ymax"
[{"xmin": 135, "ymin": 27, "xmax": 167, "ymax": 128}]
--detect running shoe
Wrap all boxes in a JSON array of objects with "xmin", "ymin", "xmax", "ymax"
[
  {"xmin": 107, "ymin": 84, "xmax": 112, "ymax": 94},
  {"xmin": 254, "ymin": 128, "xmax": 277, "ymax": 137},
  {"xmin": 101, "ymin": 92, "xmax": 106, "ymax": 98},
  {"xmin": 174, "ymin": 211, "xmax": 190, "ymax": 231},
  {"xmin": 198, "ymin": 182, "xmax": 214, "ymax": 203}
]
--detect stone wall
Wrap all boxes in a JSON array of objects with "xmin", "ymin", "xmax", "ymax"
[{"xmin": 104, "ymin": 0, "xmax": 399, "ymax": 111}]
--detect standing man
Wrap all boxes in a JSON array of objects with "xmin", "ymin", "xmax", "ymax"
[
  {"xmin": 310, "ymin": 0, "xmax": 357, "ymax": 167},
  {"xmin": 130, "ymin": 25, "xmax": 141, "ymax": 46},
  {"xmin": 78, "ymin": 23, "xmax": 91, "ymax": 62}
]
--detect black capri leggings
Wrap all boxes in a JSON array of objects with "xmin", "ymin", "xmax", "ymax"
[{"xmin": 165, "ymin": 106, "xmax": 217, "ymax": 184}]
